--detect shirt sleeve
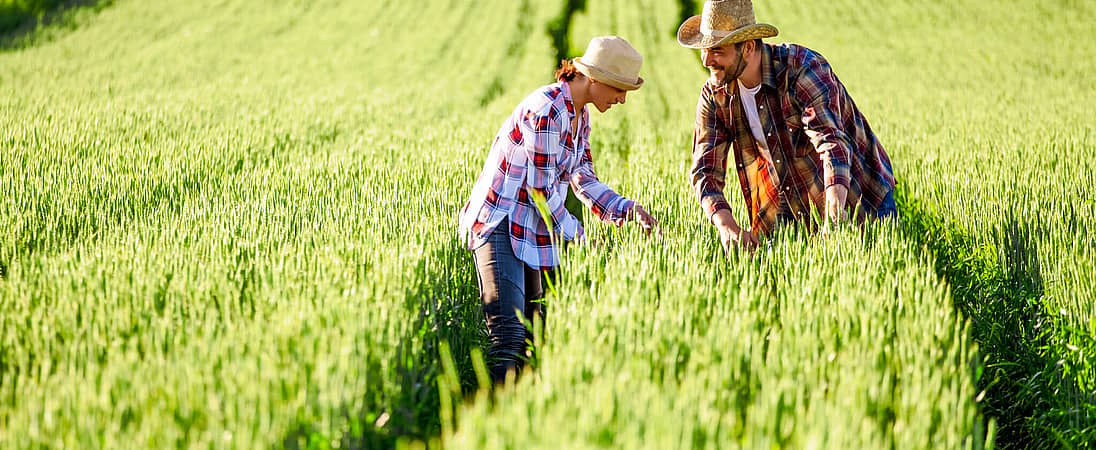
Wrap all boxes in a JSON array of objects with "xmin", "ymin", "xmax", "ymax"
[
  {"xmin": 519, "ymin": 108, "xmax": 585, "ymax": 241},
  {"xmin": 792, "ymin": 54, "xmax": 853, "ymax": 190},
  {"xmin": 569, "ymin": 145, "xmax": 634, "ymax": 226},
  {"xmin": 690, "ymin": 84, "xmax": 733, "ymax": 221}
]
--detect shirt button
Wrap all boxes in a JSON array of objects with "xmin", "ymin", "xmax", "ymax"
[
  {"xmin": 759, "ymin": 105, "xmax": 764, "ymax": 110},
  {"xmin": 767, "ymin": 132, "xmax": 772, "ymax": 137},
  {"xmin": 775, "ymin": 159, "xmax": 781, "ymax": 164}
]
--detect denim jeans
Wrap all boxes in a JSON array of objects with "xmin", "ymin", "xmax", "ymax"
[
  {"xmin": 871, "ymin": 189, "xmax": 898, "ymax": 219},
  {"xmin": 472, "ymin": 220, "xmax": 546, "ymax": 383}
]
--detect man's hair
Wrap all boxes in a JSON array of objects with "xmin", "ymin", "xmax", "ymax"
[
  {"xmin": 555, "ymin": 59, "xmax": 581, "ymax": 82},
  {"xmin": 735, "ymin": 38, "xmax": 763, "ymax": 53}
]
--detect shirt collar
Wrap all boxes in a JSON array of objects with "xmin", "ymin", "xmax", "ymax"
[
  {"xmin": 759, "ymin": 43, "xmax": 777, "ymax": 90},
  {"xmin": 559, "ymin": 80, "xmax": 577, "ymax": 117}
]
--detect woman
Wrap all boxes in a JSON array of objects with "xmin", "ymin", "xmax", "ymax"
[{"xmin": 458, "ymin": 36, "xmax": 660, "ymax": 384}]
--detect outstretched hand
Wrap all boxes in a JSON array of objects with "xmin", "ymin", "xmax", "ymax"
[
  {"xmin": 711, "ymin": 210, "xmax": 757, "ymax": 257},
  {"xmin": 718, "ymin": 224, "xmax": 759, "ymax": 256},
  {"xmin": 631, "ymin": 204, "xmax": 662, "ymax": 238}
]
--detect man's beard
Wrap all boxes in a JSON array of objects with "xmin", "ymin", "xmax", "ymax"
[
  {"xmin": 709, "ymin": 67, "xmax": 731, "ymax": 87},
  {"xmin": 708, "ymin": 55, "xmax": 745, "ymax": 87}
]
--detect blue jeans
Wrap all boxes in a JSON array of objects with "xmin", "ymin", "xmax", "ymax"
[
  {"xmin": 871, "ymin": 189, "xmax": 898, "ymax": 219},
  {"xmin": 472, "ymin": 221, "xmax": 546, "ymax": 383},
  {"xmin": 775, "ymin": 189, "xmax": 898, "ymax": 225}
]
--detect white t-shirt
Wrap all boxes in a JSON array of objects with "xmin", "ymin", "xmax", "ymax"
[
  {"xmin": 738, "ymin": 79, "xmax": 773, "ymax": 158},
  {"xmin": 737, "ymin": 79, "xmax": 780, "ymax": 188}
]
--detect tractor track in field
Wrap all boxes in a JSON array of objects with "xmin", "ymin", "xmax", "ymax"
[
  {"xmin": 898, "ymin": 186, "xmax": 1094, "ymax": 448},
  {"xmin": 476, "ymin": 0, "xmax": 534, "ymax": 107},
  {"xmin": 279, "ymin": 238, "xmax": 483, "ymax": 449},
  {"xmin": 286, "ymin": 4, "xmax": 593, "ymax": 446},
  {"xmin": 0, "ymin": 0, "xmax": 111, "ymax": 51}
]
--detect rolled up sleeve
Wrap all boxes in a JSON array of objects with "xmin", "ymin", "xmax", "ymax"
[
  {"xmin": 569, "ymin": 147, "xmax": 634, "ymax": 226},
  {"xmin": 691, "ymin": 85, "xmax": 732, "ymax": 221},
  {"xmin": 793, "ymin": 57, "xmax": 853, "ymax": 190}
]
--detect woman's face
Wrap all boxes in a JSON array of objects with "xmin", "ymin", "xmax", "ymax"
[{"xmin": 589, "ymin": 80, "xmax": 628, "ymax": 113}]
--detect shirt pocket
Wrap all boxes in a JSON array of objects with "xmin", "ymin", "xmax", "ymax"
[
  {"xmin": 557, "ymin": 133, "xmax": 573, "ymax": 166},
  {"xmin": 784, "ymin": 113, "xmax": 813, "ymax": 158}
]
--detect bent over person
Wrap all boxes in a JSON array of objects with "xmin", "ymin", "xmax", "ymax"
[
  {"xmin": 458, "ymin": 36, "xmax": 659, "ymax": 384},
  {"xmin": 679, "ymin": 0, "xmax": 896, "ymax": 253}
]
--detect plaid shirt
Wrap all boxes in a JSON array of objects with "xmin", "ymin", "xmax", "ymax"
[
  {"xmin": 459, "ymin": 81, "xmax": 634, "ymax": 270},
  {"xmin": 691, "ymin": 43, "xmax": 895, "ymax": 235}
]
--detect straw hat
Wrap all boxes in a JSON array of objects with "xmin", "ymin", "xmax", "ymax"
[
  {"xmin": 572, "ymin": 36, "xmax": 644, "ymax": 91},
  {"xmin": 677, "ymin": 0, "xmax": 778, "ymax": 49}
]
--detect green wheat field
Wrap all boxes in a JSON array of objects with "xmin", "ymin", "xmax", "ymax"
[{"xmin": 1, "ymin": 0, "xmax": 1093, "ymax": 448}]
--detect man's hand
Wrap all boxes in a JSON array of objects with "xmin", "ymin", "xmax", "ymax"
[
  {"xmin": 631, "ymin": 204, "xmax": 662, "ymax": 238},
  {"xmin": 824, "ymin": 184, "xmax": 849, "ymax": 224},
  {"xmin": 822, "ymin": 184, "xmax": 850, "ymax": 238},
  {"xmin": 719, "ymin": 224, "xmax": 759, "ymax": 255},
  {"xmin": 712, "ymin": 209, "xmax": 758, "ymax": 255}
]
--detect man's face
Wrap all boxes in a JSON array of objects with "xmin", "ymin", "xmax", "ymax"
[
  {"xmin": 701, "ymin": 43, "xmax": 744, "ymax": 86},
  {"xmin": 589, "ymin": 80, "xmax": 628, "ymax": 113}
]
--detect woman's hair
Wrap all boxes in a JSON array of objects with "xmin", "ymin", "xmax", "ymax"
[{"xmin": 555, "ymin": 59, "xmax": 582, "ymax": 82}]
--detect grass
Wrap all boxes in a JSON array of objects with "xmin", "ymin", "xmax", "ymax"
[{"xmin": 0, "ymin": 0, "xmax": 1093, "ymax": 448}]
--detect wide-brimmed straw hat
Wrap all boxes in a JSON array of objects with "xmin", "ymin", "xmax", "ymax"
[
  {"xmin": 677, "ymin": 0, "xmax": 778, "ymax": 49},
  {"xmin": 573, "ymin": 36, "xmax": 644, "ymax": 91}
]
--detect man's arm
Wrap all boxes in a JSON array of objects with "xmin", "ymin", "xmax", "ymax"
[
  {"xmin": 792, "ymin": 53, "xmax": 856, "ymax": 223},
  {"xmin": 691, "ymin": 86, "xmax": 758, "ymax": 251},
  {"xmin": 691, "ymin": 87, "xmax": 732, "ymax": 221}
]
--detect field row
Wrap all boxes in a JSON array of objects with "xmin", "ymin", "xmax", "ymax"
[{"xmin": 1, "ymin": 0, "xmax": 1092, "ymax": 448}]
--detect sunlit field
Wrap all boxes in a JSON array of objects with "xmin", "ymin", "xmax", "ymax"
[{"xmin": 1, "ymin": 0, "xmax": 1092, "ymax": 448}]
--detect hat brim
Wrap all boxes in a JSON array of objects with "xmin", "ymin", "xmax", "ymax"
[
  {"xmin": 573, "ymin": 57, "xmax": 644, "ymax": 91},
  {"xmin": 676, "ymin": 15, "xmax": 778, "ymax": 49}
]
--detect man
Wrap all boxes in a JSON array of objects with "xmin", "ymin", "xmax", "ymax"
[{"xmin": 678, "ymin": 0, "xmax": 896, "ymax": 253}]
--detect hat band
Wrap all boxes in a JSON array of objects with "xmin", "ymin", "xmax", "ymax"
[
  {"xmin": 585, "ymin": 63, "xmax": 635, "ymax": 85},
  {"xmin": 574, "ymin": 58, "xmax": 641, "ymax": 89}
]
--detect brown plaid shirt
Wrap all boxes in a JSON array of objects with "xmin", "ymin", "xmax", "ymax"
[{"xmin": 691, "ymin": 43, "xmax": 895, "ymax": 235}]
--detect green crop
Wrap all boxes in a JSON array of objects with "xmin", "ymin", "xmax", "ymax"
[{"xmin": 0, "ymin": 0, "xmax": 1091, "ymax": 449}]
